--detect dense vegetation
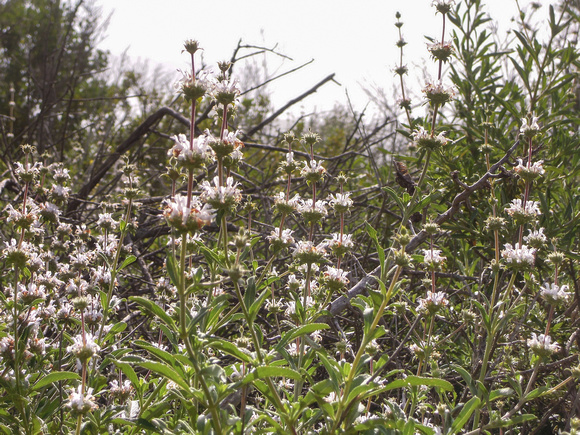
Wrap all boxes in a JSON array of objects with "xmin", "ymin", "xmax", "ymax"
[{"xmin": 0, "ymin": 0, "xmax": 579, "ymax": 433}]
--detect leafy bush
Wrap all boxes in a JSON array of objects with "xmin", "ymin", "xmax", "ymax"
[{"xmin": 0, "ymin": 0, "xmax": 579, "ymax": 434}]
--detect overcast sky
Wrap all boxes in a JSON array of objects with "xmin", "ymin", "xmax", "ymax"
[{"xmin": 95, "ymin": 0, "xmax": 545, "ymax": 116}]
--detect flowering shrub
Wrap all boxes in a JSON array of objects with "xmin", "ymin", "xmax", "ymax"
[{"xmin": 1, "ymin": 1, "xmax": 580, "ymax": 434}]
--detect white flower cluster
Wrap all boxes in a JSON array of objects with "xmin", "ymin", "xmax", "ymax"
[
  {"xmin": 501, "ymin": 243, "xmax": 536, "ymax": 269},
  {"xmin": 417, "ymin": 291, "xmax": 449, "ymax": 314},
  {"xmin": 540, "ymin": 283, "xmax": 570, "ymax": 305},
  {"xmin": 527, "ymin": 332, "xmax": 559, "ymax": 357},
  {"xmin": 423, "ymin": 249, "xmax": 446, "ymax": 267},
  {"xmin": 168, "ymin": 133, "xmax": 214, "ymax": 169},
  {"xmin": 514, "ymin": 158, "xmax": 545, "ymax": 180},
  {"xmin": 523, "ymin": 228, "xmax": 547, "ymax": 248},
  {"xmin": 163, "ymin": 194, "xmax": 215, "ymax": 233},
  {"xmin": 267, "ymin": 228, "xmax": 295, "ymax": 246},
  {"xmin": 292, "ymin": 240, "xmax": 328, "ymax": 265},
  {"xmin": 200, "ymin": 176, "xmax": 242, "ymax": 211},
  {"xmin": 505, "ymin": 199, "xmax": 541, "ymax": 221},
  {"xmin": 67, "ymin": 385, "xmax": 98, "ymax": 415},
  {"xmin": 411, "ymin": 126, "xmax": 449, "ymax": 149},
  {"xmin": 328, "ymin": 192, "xmax": 353, "ymax": 214},
  {"xmin": 67, "ymin": 332, "xmax": 101, "ymax": 364}
]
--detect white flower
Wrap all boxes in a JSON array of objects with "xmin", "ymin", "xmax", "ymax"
[
  {"xmin": 324, "ymin": 232, "xmax": 354, "ymax": 255},
  {"xmin": 300, "ymin": 159, "xmax": 326, "ymax": 182},
  {"xmin": 520, "ymin": 116, "xmax": 540, "ymax": 137},
  {"xmin": 292, "ymin": 240, "xmax": 327, "ymax": 264},
  {"xmin": 432, "ymin": 0, "xmax": 455, "ymax": 14},
  {"xmin": 67, "ymin": 385, "xmax": 98, "ymax": 415},
  {"xmin": 296, "ymin": 198, "xmax": 328, "ymax": 223},
  {"xmin": 514, "ymin": 158, "xmax": 545, "ymax": 179},
  {"xmin": 267, "ymin": 228, "xmax": 295, "ymax": 246},
  {"xmin": 163, "ymin": 194, "xmax": 215, "ymax": 232},
  {"xmin": 540, "ymin": 283, "xmax": 570, "ymax": 305},
  {"xmin": 417, "ymin": 291, "xmax": 449, "ymax": 314},
  {"xmin": 168, "ymin": 133, "xmax": 214, "ymax": 167},
  {"xmin": 505, "ymin": 199, "xmax": 541, "ymax": 222},
  {"xmin": 412, "ymin": 125, "xmax": 449, "ymax": 149},
  {"xmin": 501, "ymin": 243, "xmax": 536, "ymax": 268},
  {"xmin": 323, "ymin": 266, "xmax": 349, "ymax": 289},
  {"xmin": 324, "ymin": 391, "xmax": 339, "ymax": 403},
  {"xmin": 211, "ymin": 78, "xmax": 241, "ymax": 106},
  {"xmin": 423, "ymin": 249, "xmax": 446, "ymax": 266},
  {"xmin": 285, "ymin": 296, "xmax": 314, "ymax": 317},
  {"xmin": 200, "ymin": 176, "xmax": 242, "ymax": 211},
  {"xmin": 523, "ymin": 228, "xmax": 547, "ymax": 248},
  {"xmin": 527, "ymin": 332, "xmax": 559, "ymax": 356},
  {"xmin": 328, "ymin": 192, "xmax": 353, "ymax": 213},
  {"xmin": 109, "ymin": 379, "xmax": 134, "ymax": 402},
  {"xmin": 67, "ymin": 332, "xmax": 100, "ymax": 363},
  {"xmin": 422, "ymin": 80, "xmax": 456, "ymax": 106}
]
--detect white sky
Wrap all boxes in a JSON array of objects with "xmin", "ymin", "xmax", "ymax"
[{"xmin": 95, "ymin": 0, "xmax": 547, "ymax": 116}]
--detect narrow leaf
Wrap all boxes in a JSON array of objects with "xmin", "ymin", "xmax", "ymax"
[
  {"xmin": 32, "ymin": 371, "xmax": 80, "ymax": 391},
  {"xmin": 450, "ymin": 396, "xmax": 481, "ymax": 434}
]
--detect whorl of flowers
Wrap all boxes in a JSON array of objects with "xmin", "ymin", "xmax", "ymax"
[
  {"xmin": 412, "ymin": 126, "xmax": 449, "ymax": 150},
  {"xmin": 292, "ymin": 240, "xmax": 327, "ymax": 265},
  {"xmin": 206, "ymin": 129, "xmax": 244, "ymax": 160},
  {"xmin": 432, "ymin": 0, "xmax": 455, "ymax": 14},
  {"xmin": 200, "ymin": 176, "xmax": 243, "ymax": 212},
  {"xmin": 423, "ymin": 249, "xmax": 446, "ymax": 269},
  {"xmin": 501, "ymin": 243, "xmax": 536, "ymax": 270},
  {"xmin": 514, "ymin": 158, "xmax": 545, "ymax": 181},
  {"xmin": 163, "ymin": 194, "xmax": 214, "ymax": 233},
  {"xmin": 267, "ymin": 228, "xmax": 295, "ymax": 248},
  {"xmin": 325, "ymin": 233, "xmax": 354, "ymax": 257},
  {"xmin": 301, "ymin": 159, "xmax": 327, "ymax": 184},
  {"xmin": 523, "ymin": 228, "xmax": 547, "ymax": 249},
  {"xmin": 540, "ymin": 282, "xmax": 570, "ymax": 306},
  {"xmin": 273, "ymin": 191, "xmax": 302, "ymax": 215},
  {"xmin": 67, "ymin": 332, "xmax": 100, "ymax": 364},
  {"xmin": 527, "ymin": 332, "xmax": 559, "ymax": 357},
  {"xmin": 427, "ymin": 40, "xmax": 454, "ymax": 62},
  {"xmin": 67, "ymin": 385, "xmax": 98, "ymax": 416},
  {"xmin": 505, "ymin": 198, "xmax": 541, "ymax": 224},
  {"xmin": 520, "ymin": 116, "xmax": 540, "ymax": 138},
  {"xmin": 422, "ymin": 80, "xmax": 456, "ymax": 106},
  {"xmin": 297, "ymin": 199, "xmax": 328, "ymax": 225},
  {"xmin": 211, "ymin": 77, "xmax": 241, "ymax": 106},
  {"xmin": 417, "ymin": 291, "xmax": 449, "ymax": 315},
  {"xmin": 169, "ymin": 133, "xmax": 215, "ymax": 170},
  {"xmin": 328, "ymin": 192, "xmax": 353, "ymax": 214},
  {"xmin": 322, "ymin": 266, "xmax": 349, "ymax": 291}
]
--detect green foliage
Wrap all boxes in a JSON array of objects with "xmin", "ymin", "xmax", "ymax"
[{"xmin": 0, "ymin": 0, "xmax": 579, "ymax": 433}]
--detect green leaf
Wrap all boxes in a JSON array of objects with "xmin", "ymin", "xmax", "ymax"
[
  {"xmin": 490, "ymin": 387, "xmax": 514, "ymax": 402},
  {"xmin": 113, "ymin": 360, "xmax": 140, "ymax": 390},
  {"xmin": 380, "ymin": 375, "xmax": 453, "ymax": 393},
  {"xmin": 383, "ymin": 186, "xmax": 405, "ymax": 213},
  {"xmin": 137, "ymin": 360, "xmax": 191, "ymax": 393},
  {"xmin": 450, "ymin": 396, "xmax": 481, "ymax": 434},
  {"xmin": 210, "ymin": 339, "xmax": 252, "ymax": 363},
  {"xmin": 244, "ymin": 276, "xmax": 256, "ymax": 310},
  {"xmin": 453, "ymin": 365, "xmax": 477, "ymax": 396},
  {"xmin": 118, "ymin": 255, "xmax": 136, "ymax": 271},
  {"xmin": 406, "ymin": 375, "xmax": 452, "ymax": 390},
  {"xmin": 275, "ymin": 324, "xmax": 329, "ymax": 352},
  {"xmin": 32, "ymin": 371, "xmax": 80, "ymax": 391},
  {"xmin": 166, "ymin": 254, "xmax": 181, "ymax": 289},
  {"xmin": 104, "ymin": 321, "xmax": 127, "ymax": 341},
  {"xmin": 241, "ymin": 366, "xmax": 302, "ymax": 385},
  {"xmin": 130, "ymin": 296, "xmax": 176, "ymax": 329},
  {"xmin": 486, "ymin": 414, "xmax": 536, "ymax": 428}
]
